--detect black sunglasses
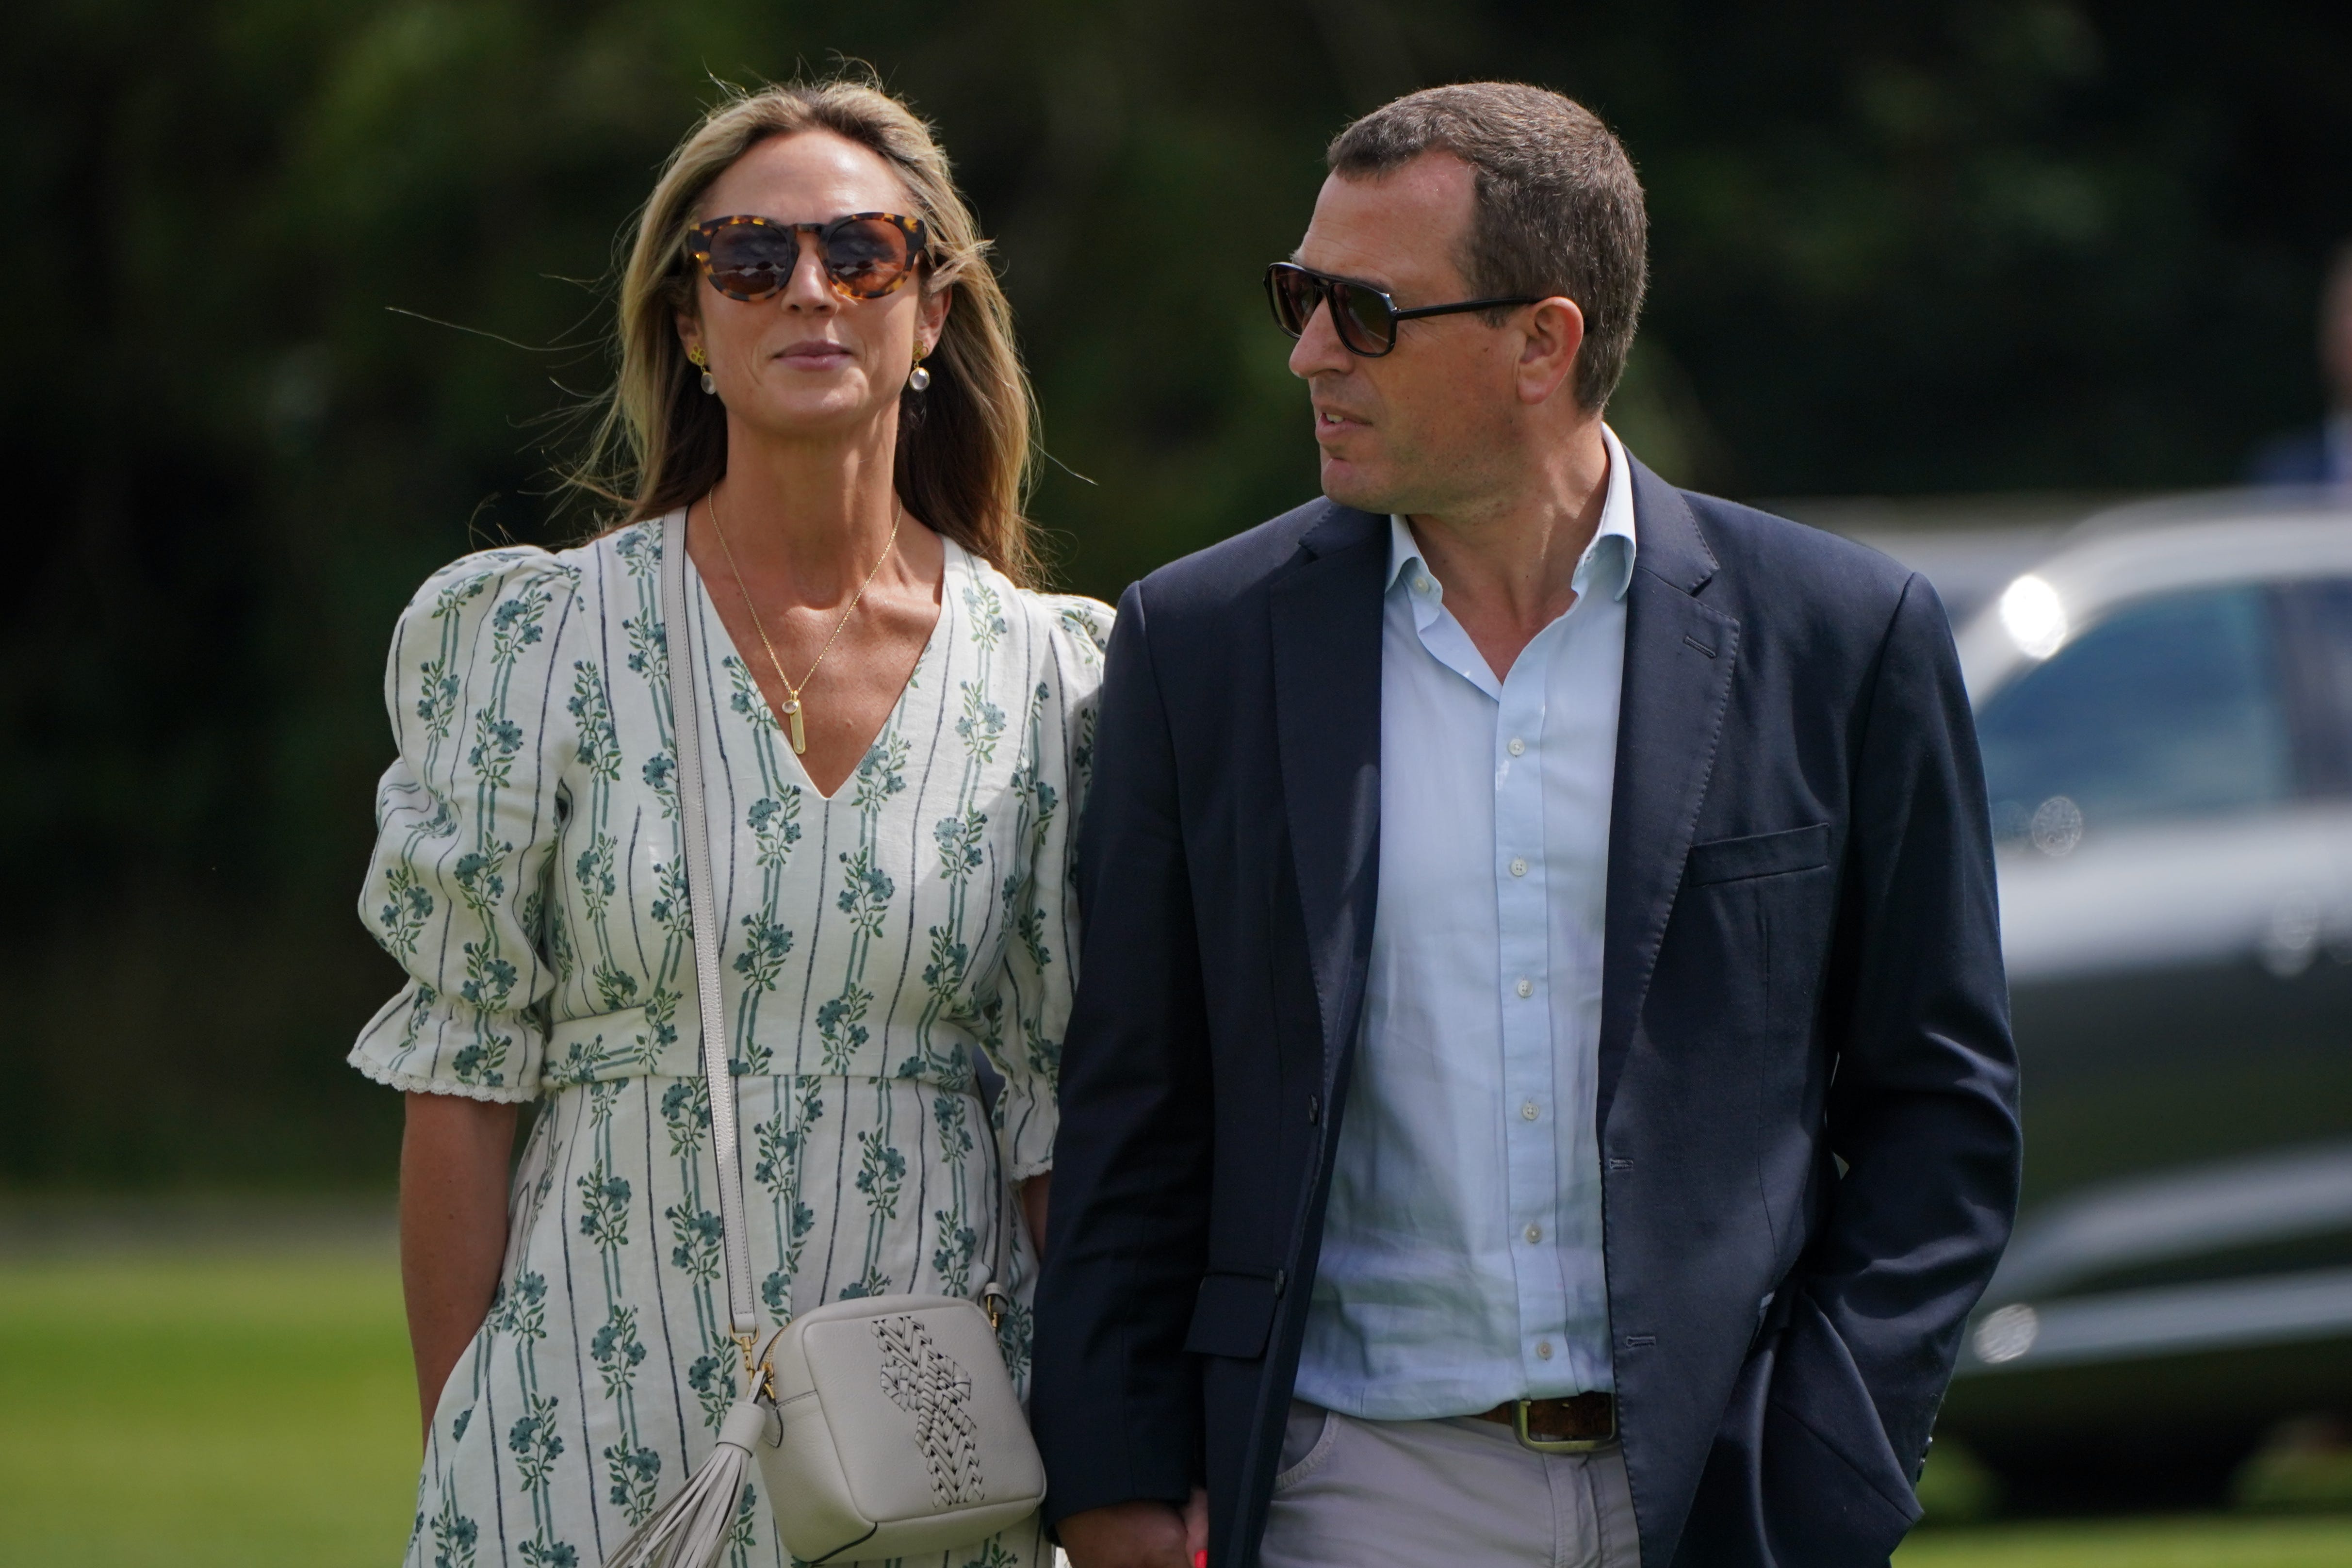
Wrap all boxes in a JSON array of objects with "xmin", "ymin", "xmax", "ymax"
[
  {"xmin": 686, "ymin": 212, "xmax": 930, "ymax": 302},
  {"xmin": 1264, "ymin": 261, "xmax": 1543, "ymax": 357}
]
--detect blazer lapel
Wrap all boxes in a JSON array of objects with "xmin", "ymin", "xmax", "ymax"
[
  {"xmin": 1598, "ymin": 463, "xmax": 1740, "ymax": 1127},
  {"xmin": 1269, "ymin": 502, "xmax": 1388, "ymax": 1080}
]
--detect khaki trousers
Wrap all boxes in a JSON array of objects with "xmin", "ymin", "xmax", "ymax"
[{"xmin": 1258, "ymin": 1401, "xmax": 1640, "ymax": 1568}]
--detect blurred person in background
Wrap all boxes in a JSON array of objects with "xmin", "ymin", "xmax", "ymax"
[
  {"xmin": 351, "ymin": 78, "xmax": 1104, "ymax": 1568},
  {"xmin": 2250, "ymin": 240, "xmax": 2352, "ymax": 486},
  {"xmin": 1033, "ymin": 83, "xmax": 2020, "ymax": 1568}
]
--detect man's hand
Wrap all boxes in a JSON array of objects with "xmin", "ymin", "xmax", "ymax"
[{"xmin": 1059, "ymin": 1488, "xmax": 1209, "ymax": 1568}]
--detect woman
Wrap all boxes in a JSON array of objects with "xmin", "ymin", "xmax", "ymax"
[{"xmin": 353, "ymin": 79, "xmax": 1108, "ymax": 1568}]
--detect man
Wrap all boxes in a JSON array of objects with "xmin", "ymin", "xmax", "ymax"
[
  {"xmin": 1034, "ymin": 83, "xmax": 2020, "ymax": 1568},
  {"xmin": 2248, "ymin": 239, "xmax": 2352, "ymax": 486}
]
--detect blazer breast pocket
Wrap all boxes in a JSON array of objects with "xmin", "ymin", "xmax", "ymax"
[{"xmin": 1686, "ymin": 823, "xmax": 1831, "ymax": 887}]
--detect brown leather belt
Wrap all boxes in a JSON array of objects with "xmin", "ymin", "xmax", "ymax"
[{"xmin": 1471, "ymin": 1392, "xmax": 1617, "ymax": 1453}]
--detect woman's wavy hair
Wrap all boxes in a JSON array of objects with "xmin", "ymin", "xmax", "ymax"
[{"xmin": 569, "ymin": 77, "xmax": 1039, "ymax": 585}]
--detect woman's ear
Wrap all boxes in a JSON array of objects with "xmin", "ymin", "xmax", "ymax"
[
  {"xmin": 917, "ymin": 280, "xmax": 951, "ymax": 359},
  {"xmin": 675, "ymin": 308, "xmax": 704, "ymax": 363}
]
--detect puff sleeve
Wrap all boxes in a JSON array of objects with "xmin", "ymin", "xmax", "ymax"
[
  {"xmin": 349, "ymin": 548, "xmax": 579, "ymax": 1102},
  {"xmin": 982, "ymin": 595, "xmax": 1113, "ymax": 1181}
]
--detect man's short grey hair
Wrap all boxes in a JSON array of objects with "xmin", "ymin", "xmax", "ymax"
[{"xmin": 1328, "ymin": 82, "xmax": 1647, "ymax": 411}]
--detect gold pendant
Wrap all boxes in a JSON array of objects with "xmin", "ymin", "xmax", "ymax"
[{"xmin": 783, "ymin": 697, "xmax": 806, "ymax": 754}]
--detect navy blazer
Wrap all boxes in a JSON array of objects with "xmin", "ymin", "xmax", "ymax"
[{"xmin": 1032, "ymin": 461, "xmax": 2022, "ymax": 1567}]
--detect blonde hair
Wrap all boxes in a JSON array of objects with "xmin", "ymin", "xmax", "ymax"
[{"xmin": 571, "ymin": 78, "xmax": 1040, "ymax": 585}]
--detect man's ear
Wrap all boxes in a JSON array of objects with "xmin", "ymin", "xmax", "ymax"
[{"xmin": 1516, "ymin": 295, "xmax": 1585, "ymax": 407}]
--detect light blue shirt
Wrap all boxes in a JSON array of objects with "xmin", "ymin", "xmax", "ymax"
[{"xmin": 1295, "ymin": 426, "xmax": 1638, "ymax": 1421}]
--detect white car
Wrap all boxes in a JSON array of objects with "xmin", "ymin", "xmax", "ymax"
[{"xmin": 1918, "ymin": 490, "xmax": 2352, "ymax": 1506}]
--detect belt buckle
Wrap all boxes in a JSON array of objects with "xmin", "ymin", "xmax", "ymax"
[{"xmin": 1511, "ymin": 1397, "xmax": 1613, "ymax": 1455}]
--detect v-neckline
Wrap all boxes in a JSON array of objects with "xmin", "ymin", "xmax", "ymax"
[{"xmin": 683, "ymin": 523, "xmax": 960, "ymax": 806}]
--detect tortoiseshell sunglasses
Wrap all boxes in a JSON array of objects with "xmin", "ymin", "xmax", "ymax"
[{"xmin": 685, "ymin": 212, "xmax": 930, "ymax": 302}]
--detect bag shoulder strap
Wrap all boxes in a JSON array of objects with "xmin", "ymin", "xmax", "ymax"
[
  {"xmin": 661, "ymin": 508, "xmax": 1014, "ymax": 1345},
  {"xmin": 662, "ymin": 509, "xmax": 759, "ymax": 1344}
]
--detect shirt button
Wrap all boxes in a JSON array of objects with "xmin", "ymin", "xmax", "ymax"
[
  {"xmin": 1414, "ymin": 575, "xmax": 1432, "ymax": 593},
  {"xmin": 1516, "ymin": 978, "xmax": 1534, "ymax": 998},
  {"xmin": 1509, "ymin": 857, "xmax": 1528, "ymax": 877},
  {"xmin": 1507, "ymin": 736, "xmax": 1526, "ymax": 756},
  {"xmin": 1521, "ymin": 1098, "xmax": 1539, "ymax": 1120},
  {"xmin": 1536, "ymin": 1340, "xmax": 1554, "ymax": 1360},
  {"xmin": 1525, "ymin": 1223, "xmax": 1543, "ymax": 1243}
]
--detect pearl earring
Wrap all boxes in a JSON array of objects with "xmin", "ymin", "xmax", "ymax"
[
  {"xmin": 908, "ymin": 350, "xmax": 931, "ymax": 393},
  {"xmin": 688, "ymin": 345, "xmax": 715, "ymax": 394}
]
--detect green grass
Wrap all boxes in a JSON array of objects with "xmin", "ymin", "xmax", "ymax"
[
  {"xmin": 0, "ymin": 1246, "xmax": 417, "ymax": 1567},
  {"xmin": 1, "ymin": 1237, "xmax": 2349, "ymax": 1567},
  {"xmin": 1897, "ymin": 1515, "xmax": 2352, "ymax": 1567}
]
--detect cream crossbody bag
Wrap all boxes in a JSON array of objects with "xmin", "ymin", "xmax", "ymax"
[{"xmin": 605, "ymin": 513, "xmax": 1046, "ymax": 1568}]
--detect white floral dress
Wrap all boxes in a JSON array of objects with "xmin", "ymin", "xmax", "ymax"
[{"xmin": 351, "ymin": 515, "xmax": 1109, "ymax": 1568}]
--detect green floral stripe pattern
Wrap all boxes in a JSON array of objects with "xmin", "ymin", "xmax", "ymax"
[{"xmin": 354, "ymin": 519, "xmax": 1107, "ymax": 1568}]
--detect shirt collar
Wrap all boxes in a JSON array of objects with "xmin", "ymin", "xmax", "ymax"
[{"xmin": 1386, "ymin": 422, "xmax": 1641, "ymax": 604}]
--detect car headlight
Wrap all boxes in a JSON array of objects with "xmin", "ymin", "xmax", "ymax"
[{"xmin": 1999, "ymin": 574, "xmax": 2069, "ymax": 660}]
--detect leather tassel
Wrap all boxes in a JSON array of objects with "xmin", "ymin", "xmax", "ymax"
[{"xmin": 602, "ymin": 1399, "xmax": 773, "ymax": 1568}]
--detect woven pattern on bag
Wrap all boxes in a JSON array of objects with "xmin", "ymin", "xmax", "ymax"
[{"xmin": 872, "ymin": 1316, "xmax": 984, "ymax": 1505}]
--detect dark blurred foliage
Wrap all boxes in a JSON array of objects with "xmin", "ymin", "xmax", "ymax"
[{"xmin": 3, "ymin": 0, "xmax": 2348, "ymax": 1184}]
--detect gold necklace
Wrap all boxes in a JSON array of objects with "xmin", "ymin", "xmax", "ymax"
[{"xmin": 706, "ymin": 486, "xmax": 904, "ymax": 756}]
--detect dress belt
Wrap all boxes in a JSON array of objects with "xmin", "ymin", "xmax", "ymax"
[{"xmin": 1470, "ymin": 1391, "xmax": 1616, "ymax": 1452}]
